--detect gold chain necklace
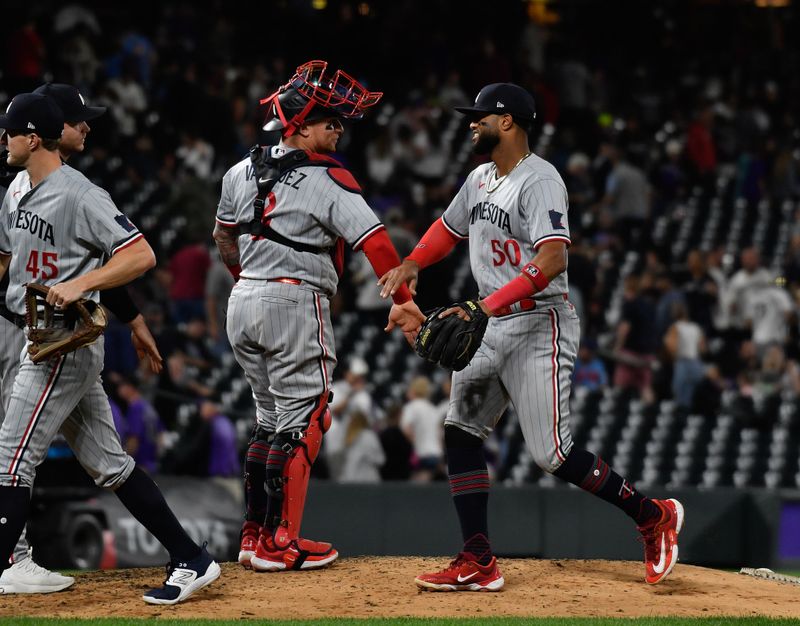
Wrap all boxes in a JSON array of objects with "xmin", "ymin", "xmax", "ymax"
[{"xmin": 485, "ymin": 152, "xmax": 532, "ymax": 193}]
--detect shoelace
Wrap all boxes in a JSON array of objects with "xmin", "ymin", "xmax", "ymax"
[
  {"xmin": 636, "ymin": 529, "xmax": 660, "ymax": 561},
  {"xmin": 440, "ymin": 552, "xmax": 470, "ymax": 573},
  {"xmin": 18, "ymin": 558, "xmax": 55, "ymax": 577}
]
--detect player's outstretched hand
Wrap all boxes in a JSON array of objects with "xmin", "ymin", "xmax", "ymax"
[
  {"xmin": 129, "ymin": 314, "xmax": 164, "ymax": 374},
  {"xmin": 378, "ymin": 259, "xmax": 419, "ymax": 298},
  {"xmin": 385, "ymin": 300, "xmax": 425, "ymax": 346}
]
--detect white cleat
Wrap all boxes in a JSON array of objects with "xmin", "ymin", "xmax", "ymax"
[{"xmin": 0, "ymin": 551, "xmax": 75, "ymax": 594}]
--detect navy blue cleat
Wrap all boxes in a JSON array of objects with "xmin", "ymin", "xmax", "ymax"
[{"xmin": 142, "ymin": 545, "xmax": 221, "ymax": 605}]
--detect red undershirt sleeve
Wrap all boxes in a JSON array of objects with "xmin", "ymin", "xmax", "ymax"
[
  {"xmin": 406, "ymin": 218, "xmax": 461, "ymax": 269},
  {"xmin": 361, "ymin": 229, "xmax": 412, "ymax": 304}
]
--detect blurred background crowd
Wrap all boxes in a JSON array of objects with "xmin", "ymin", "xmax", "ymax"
[{"xmin": 3, "ymin": 0, "xmax": 800, "ymax": 489}]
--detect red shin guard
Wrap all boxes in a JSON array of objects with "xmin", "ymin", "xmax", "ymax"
[{"xmin": 273, "ymin": 395, "xmax": 331, "ymax": 547}]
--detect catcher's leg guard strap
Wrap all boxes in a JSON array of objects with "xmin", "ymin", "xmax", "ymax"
[
  {"xmin": 265, "ymin": 394, "xmax": 330, "ymax": 544},
  {"xmin": 245, "ymin": 426, "xmax": 274, "ymax": 524}
]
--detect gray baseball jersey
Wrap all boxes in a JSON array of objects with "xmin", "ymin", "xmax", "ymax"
[
  {"xmin": 217, "ymin": 146, "xmax": 383, "ymax": 433},
  {"xmin": 441, "ymin": 154, "xmax": 571, "ymax": 300},
  {"xmin": 0, "ymin": 166, "xmax": 143, "ymax": 314},
  {"xmin": 0, "ymin": 166, "xmax": 137, "ymax": 492},
  {"xmin": 216, "ymin": 146, "xmax": 383, "ymax": 297},
  {"xmin": 441, "ymin": 153, "xmax": 578, "ymax": 471}
]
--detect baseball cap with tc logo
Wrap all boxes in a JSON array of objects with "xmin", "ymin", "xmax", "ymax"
[
  {"xmin": 33, "ymin": 83, "xmax": 106, "ymax": 123},
  {"xmin": 455, "ymin": 83, "xmax": 537, "ymax": 123},
  {"xmin": 0, "ymin": 93, "xmax": 64, "ymax": 140}
]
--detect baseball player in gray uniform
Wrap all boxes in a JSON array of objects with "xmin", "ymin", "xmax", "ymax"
[
  {"xmin": 380, "ymin": 83, "xmax": 684, "ymax": 591},
  {"xmin": 213, "ymin": 60, "xmax": 423, "ymax": 572},
  {"xmin": 0, "ymin": 93, "xmax": 219, "ymax": 604},
  {"xmin": 0, "ymin": 83, "xmax": 163, "ymax": 594}
]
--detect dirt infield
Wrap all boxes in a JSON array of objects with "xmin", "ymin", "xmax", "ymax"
[{"xmin": 1, "ymin": 558, "xmax": 799, "ymax": 620}]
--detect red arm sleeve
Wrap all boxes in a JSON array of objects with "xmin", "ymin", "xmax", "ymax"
[
  {"xmin": 482, "ymin": 262, "xmax": 550, "ymax": 314},
  {"xmin": 406, "ymin": 218, "xmax": 461, "ymax": 269},
  {"xmin": 361, "ymin": 230, "xmax": 412, "ymax": 304}
]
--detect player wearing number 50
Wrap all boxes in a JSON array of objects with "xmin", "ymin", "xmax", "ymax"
[
  {"xmin": 380, "ymin": 83, "xmax": 684, "ymax": 591},
  {"xmin": 0, "ymin": 93, "xmax": 219, "ymax": 604}
]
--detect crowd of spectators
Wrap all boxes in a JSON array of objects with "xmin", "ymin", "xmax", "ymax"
[{"xmin": 5, "ymin": 0, "xmax": 800, "ymax": 483}]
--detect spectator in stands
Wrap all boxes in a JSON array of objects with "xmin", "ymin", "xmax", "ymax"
[
  {"xmin": 686, "ymin": 103, "xmax": 717, "ymax": 183},
  {"xmin": 205, "ymin": 254, "xmax": 235, "ymax": 357},
  {"xmin": 683, "ymin": 249, "xmax": 719, "ymax": 337},
  {"xmin": 110, "ymin": 397, "xmax": 126, "ymax": 441},
  {"xmin": 176, "ymin": 130, "xmax": 215, "ymax": 179},
  {"xmin": 5, "ymin": 16, "xmax": 45, "ymax": 93},
  {"xmin": 573, "ymin": 338, "xmax": 608, "ymax": 393},
  {"xmin": 365, "ymin": 124, "xmax": 397, "ymax": 189},
  {"xmin": 595, "ymin": 141, "xmax": 651, "ymax": 249},
  {"xmin": 379, "ymin": 404, "xmax": 413, "ymax": 481},
  {"xmin": 400, "ymin": 376, "xmax": 443, "ymax": 482},
  {"xmin": 727, "ymin": 247, "xmax": 774, "ymax": 335},
  {"xmin": 176, "ymin": 316, "xmax": 217, "ymax": 372},
  {"xmin": 613, "ymin": 274, "xmax": 658, "ymax": 404},
  {"xmin": 155, "ymin": 353, "xmax": 214, "ymax": 430},
  {"xmin": 654, "ymin": 139, "xmax": 687, "ymax": 216},
  {"xmin": 116, "ymin": 377, "xmax": 165, "ymax": 474},
  {"xmin": 564, "ymin": 152, "xmax": 594, "ymax": 235},
  {"xmin": 735, "ymin": 345, "xmax": 800, "ymax": 428},
  {"xmin": 706, "ymin": 245, "xmax": 732, "ymax": 332},
  {"xmin": 326, "ymin": 357, "xmax": 375, "ymax": 480},
  {"xmin": 168, "ymin": 238, "xmax": 212, "ymax": 323},
  {"xmin": 340, "ymin": 411, "xmax": 385, "ymax": 483},
  {"xmin": 664, "ymin": 302, "xmax": 706, "ymax": 413},
  {"xmin": 743, "ymin": 277, "xmax": 795, "ymax": 354},
  {"xmin": 654, "ymin": 270, "xmax": 686, "ymax": 341},
  {"xmin": 199, "ymin": 400, "xmax": 240, "ymax": 477},
  {"xmin": 103, "ymin": 57, "xmax": 148, "ymax": 143}
]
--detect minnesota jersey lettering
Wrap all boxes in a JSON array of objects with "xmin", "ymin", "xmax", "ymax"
[
  {"xmin": 10, "ymin": 209, "xmax": 56, "ymax": 245},
  {"xmin": 469, "ymin": 201, "xmax": 511, "ymax": 233}
]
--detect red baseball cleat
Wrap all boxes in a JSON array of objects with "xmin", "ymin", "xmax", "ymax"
[
  {"xmin": 638, "ymin": 498, "xmax": 685, "ymax": 584},
  {"xmin": 414, "ymin": 552, "xmax": 504, "ymax": 592},
  {"xmin": 250, "ymin": 530, "xmax": 338, "ymax": 572},
  {"xmin": 238, "ymin": 521, "xmax": 261, "ymax": 568}
]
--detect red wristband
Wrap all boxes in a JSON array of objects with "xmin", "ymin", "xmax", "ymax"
[
  {"xmin": 227, "ymin": 264, "xmax": 241, "ymax": 281},
  {"xmin": 482, "ymin": 274, "xmax": 536, "ymax": 314},
  {"xmin": 521, "ymin": 262, "xmax": 549, "ymax": 292}
]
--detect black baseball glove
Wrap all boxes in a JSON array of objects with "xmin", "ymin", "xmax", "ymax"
[{"xmin": 414, "ymin": 300, "xmax": 489, "ymax": 371}]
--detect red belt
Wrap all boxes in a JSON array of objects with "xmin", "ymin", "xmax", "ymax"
[
  {"xmin": 268, "ymin": 277, "xmax": 301, "ymax": 285},
  {"xmin": 493, "ymin": 294, "xmax": 568, "ymax": 317}
]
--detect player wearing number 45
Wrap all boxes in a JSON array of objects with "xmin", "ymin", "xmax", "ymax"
[
  {"xmin": 0, "ymin": 83, "xmax": 163, "ymax": 595},
  {"xmin": 0, "ymin": 93, "xmax": 219, "ymax": 604},
  {"xmin": 380, "ymin": 83, "xmax": 684, "ymax": 592}
]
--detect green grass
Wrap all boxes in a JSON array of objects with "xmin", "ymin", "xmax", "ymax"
[{"xmin": 2, "ymin": 619, "xmax": 799, "ymax": 625}]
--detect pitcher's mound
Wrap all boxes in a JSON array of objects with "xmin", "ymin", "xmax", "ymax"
[{"xmin": 1, "ymin": 557, "xmax": 798, "ymax": 620}]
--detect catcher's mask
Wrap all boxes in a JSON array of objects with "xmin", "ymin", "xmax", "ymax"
[{"xmin": 261, "ymin": 60, "xmax": 382, "ymax": 137}]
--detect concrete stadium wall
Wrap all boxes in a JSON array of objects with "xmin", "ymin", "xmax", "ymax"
[{"xmin": 29, "ymin": 478, "xmax": 789, "ymax": 570}]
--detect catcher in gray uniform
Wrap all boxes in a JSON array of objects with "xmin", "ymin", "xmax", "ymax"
[
  {"xmin": 380, "ymin": 83, "xmax": 684, "ymax": 591},
  {"xmin": 213, "ymin": 60, "xmax": 423, "ymax": 572},
  {"xmin": 0, "ymin": 82, "xmax": 163, "ymax": 594},
  {"xmin": 0, "ymin": 93, "xmax": 218, "ymax": 605}
]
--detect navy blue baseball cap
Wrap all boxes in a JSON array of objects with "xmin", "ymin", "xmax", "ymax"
[
  {"xmin": 455, "ymin": 83, "xmax": 537, "ymax": 122},
  {"xmin": 0, "ymin": 93, "xmax": 64, "ymax": 140},
  {"xmin": 33, "ymin": 83, "xmax": 106, "ymax": 122}
]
